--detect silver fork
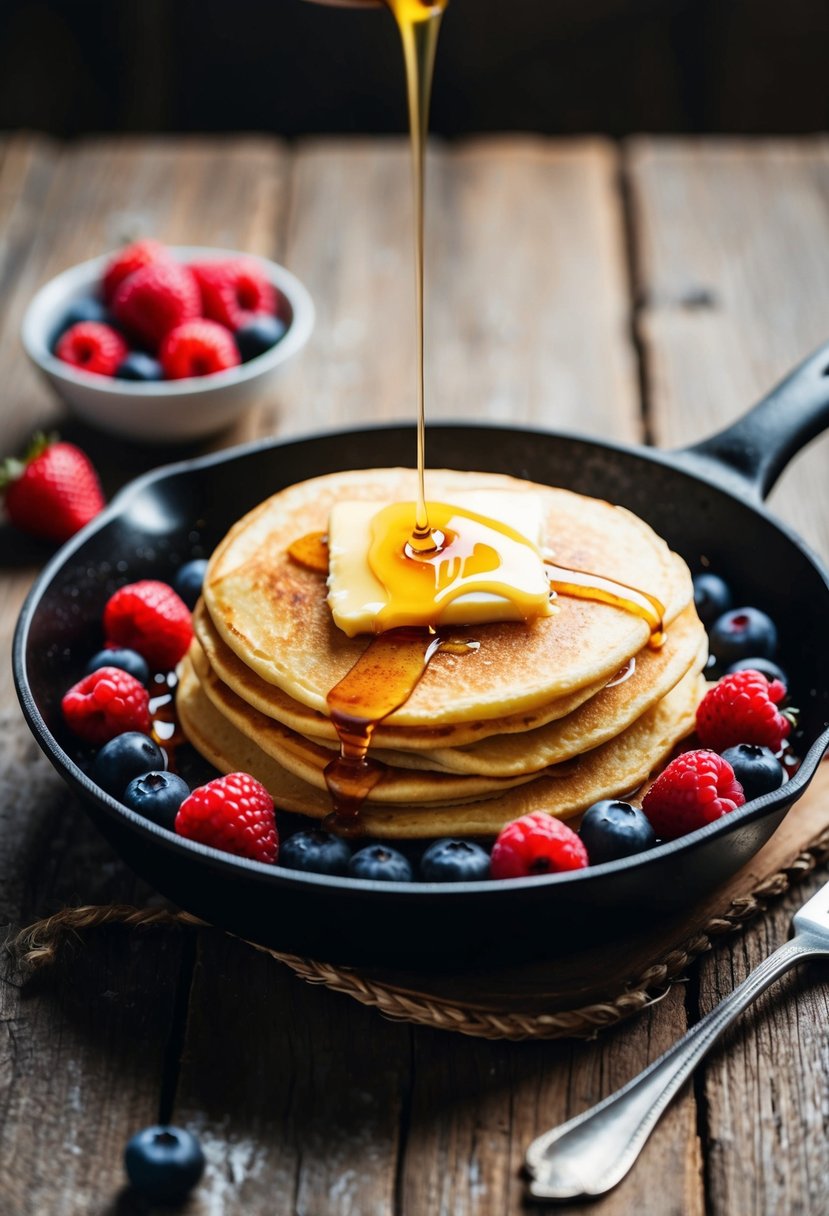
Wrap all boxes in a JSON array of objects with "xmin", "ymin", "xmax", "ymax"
[{"xmin": 525, "ymin": 877, "xmax": 829, "ymax": 1202}]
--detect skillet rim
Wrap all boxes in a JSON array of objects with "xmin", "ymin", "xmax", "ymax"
[{"xmin": 12, "ymin": 420, "xmax": 829, "ymax": 900}]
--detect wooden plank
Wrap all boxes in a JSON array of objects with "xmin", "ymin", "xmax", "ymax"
[
  {"xmin": 173, "ymin": 935, "xmax": 410, "ymax": 1216},
  {"xmin": 269, "ymin": 136, "xmax": 640, "ymax": 443},
  {"xmin": 627, "ymin": 137, "xmax": 829, "ymax": 563},
  {"xmin": 628, "ymin": 137, "xmax": 829, "ymax": 1216},
  {"xmin": 0, "ymin": 136, "xmax": 287, "ymax": 1216}
]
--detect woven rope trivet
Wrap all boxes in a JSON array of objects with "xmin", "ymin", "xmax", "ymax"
[{"xmin": 9, "ymin": 822, "xmax": 829, "ymax": 1041}]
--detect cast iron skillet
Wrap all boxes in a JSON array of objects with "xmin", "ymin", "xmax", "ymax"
[{"xmin": 13, "ymin": 343, "xmax": 829, "ymax": 970}]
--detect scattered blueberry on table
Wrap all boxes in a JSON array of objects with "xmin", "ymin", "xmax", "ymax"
[{"xmin": 124, "ymin": 1125, "xmax": 205, "ymax": 1203}]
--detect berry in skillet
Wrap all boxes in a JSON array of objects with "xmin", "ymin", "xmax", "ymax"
[
  {"xmin": 348, "ymin": 844, "xmax": 414, "ymax": 882},
  {"xmin": 692, "ymin": 572, "xmax": 732, "ymax": 626},
  {"xmin": 726, "ymin": 656, "xmax": 788, "ymax": 687},
  {"xmin": 91, "ymin": 732, "xmax": 165, "ymax": 797},
  {"xmin": 419, "ymin": 838, "xmax": 491, "ymax": 882},
  {"xmin": 579, "ymin": 800, "xmax": 656, "ymax": 865},
  {"xmin": 123, "ymin": 771, "xmax": 190, "ymax": 829},
  {"xmin": 719, "ymin": 744, "xmax": 785, "ymax": 802},
  {"xmin": 175, "ymin": 772, "xmax": 278, "ymax": 863},
  {"xmin": 62, "ymin": 670, "xmax": 151, "ymax": 746},
  {"xmin": 490, "ymin": 811, "xmax": 588, "ymax": 880},
  {"xmin": 642, "ymin": 749, "xmax": 745, "ymax": 841},
  {"xmin": 708, "ymin": 606, "xmax": 778, "ymax": 664},
  {"xmin": 280, "ymin": 830, "xmax": 352, "ymax": 876},
  {"xmin": 696, "ymin": 669, "xmax": 791, "ymax": 754},
  {"xmin": 86, "ymin": 646, "xmax": 150, "ymax": 687},
  {"xmin": 173, "ymin": 558, "xmax": 209, "ymax": 609},
  {"xmin": 104, "ymin": 580, "xmax": 193, "ymax": 671},
  {"xmin": 124, "ymin": 1124, "xmax": 205, "ymax": 1203},
  {"xmin": 1, "ymin": 434, "xmax": 104, "ymax": 543}
]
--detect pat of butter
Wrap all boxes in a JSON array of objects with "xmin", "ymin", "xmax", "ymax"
[{"xmin": 327, "ymin": 492, "xmax": 552, "ymax": 637}]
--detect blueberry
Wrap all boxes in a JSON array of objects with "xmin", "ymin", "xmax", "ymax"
[
  {"xmin": 709, "ymin": 607, "xmax": 778, "ymax": 664},
  {"xmin": 173, "ymin": 558, "xmax": 209, "ymax": 610},
  {"xmin": 91, "ymin": 732, "xmax": 165, "ymax": 798},
  {"xmin": 123, "ymin": 771, "xmax": 190, "ymax": 828},
  {"xmin": 124, "ymin": 1125, "xmax": 205, "ymax": 1203},
  {"xmin": 235, "ymin": 314, "xmax": 287, "ymax": 362},
  {"xmin": 419, "ymin": 838, "xmax": 491, "ymax": 882},
  {"xmin": 115, "ymin": 351, "xmax": 164, "ymax": 381},
  {"xmin": 720, "ymin": 744, "xmax": 785, "ymax": 802},
  {"xmin": 85, "ymin": 647, "xmax": 150, "ymax": 687},
  {"xmin": 579, "ymin": 800, "xmax": 656, "ymax": 864},
  {"xmin": 692, "ymin": 572, "xmax": 732, "ymax": 626},
  {"xmin": 348, "ymin": 843, "xmax": 413, "ymax": 882},
  {"xmin": 727, "ymin": 656, "xmax": 788, "ymax": 688},
  {"xmin": 278, "ymin": 830, "xmax": 351, "ymax": 875}
]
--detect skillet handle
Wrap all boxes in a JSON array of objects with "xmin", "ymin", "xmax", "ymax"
[{"xmin": 676, "ymin": 340, "xmax": 829, "ymax": 501}]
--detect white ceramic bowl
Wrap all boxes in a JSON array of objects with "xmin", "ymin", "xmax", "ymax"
[{"xmin": 21, "ymin": 246, "xmax": 315, "ymax": 443}]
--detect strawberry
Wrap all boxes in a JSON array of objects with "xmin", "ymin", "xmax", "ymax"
[
  {"xmin": 102, "ymin": 238, "xmax": 171, "ymax": 304},
  {"xmin": 112, "ymin": 261, "xmax": 201, "ymax": 350},
  {"xmin": 190, "ymin": 258, "xmax": 277, "ymax": 331},
  {"xmin": 696, "ymin": 669, "xmax": 792, "ymax": 754},
  {"xmin": 175, "ymin": 772, "xmax": 278, "ymax": 863},
  {"xmin": 55, "ymin": 321, "xmax": 128, "ymax": 376},
  {"xmin": 62, "ymin": 667, "xmax": 151, "ymax": 745},
  {"xmin": 1, "ymin": 434, "xmax": 105, "ymax": 543},
  {"xmin": 103, "ymin": 579, "xmax": 193, "ymax": 671},
  {"xmin": 159, "ymin": 319, "xmax": 240, "ymax": 379},
  {"xmin": 642, "ymin": 749, "xmax": 745, "ymax": 840}
]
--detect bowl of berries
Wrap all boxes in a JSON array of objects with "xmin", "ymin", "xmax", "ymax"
[{"xmin": 21, "ymin": 240, "xmax": 315, "ymax": 443}]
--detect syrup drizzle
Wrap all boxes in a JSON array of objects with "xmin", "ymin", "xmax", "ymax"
[
  {"xmin": 323, "ymin": 627, "xmax": 444, "ymax": 833},
  {"xmin": 544, "ymin": 561, "xmax": 665, "ymax": 647}
]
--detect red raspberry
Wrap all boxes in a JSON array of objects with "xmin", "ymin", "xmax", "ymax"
[
  {"xmin": 112, "ymin": 260, "xmax": 201, "ymax": 349},
  {"xmin": 103, "ymin": 580, "xmax": 193, "ymax": 671},
  {"xmin": 490, "ymin": 810, "xmax": 588, "ymax": 879},
  {"xmin": 696, "ymin": 669, "xmax": 791, "ymax": 754},
  {"xmin": 62, "ymin": 666, "xmax": 150, "ymax": 745},
  {"xmin": 159, "ymin": 319, "xmax": 240, "ymax": 379},
  {"xmin": 55, "ymin": 321, "xmax": 128, "ymax": 376},
  {"xmin": 643, "ymin": 749, "xmax": 745, "ymax": 840},
  {"xmin": 175, "ymin": 772, "xmax": 278, "ymax": 863},
  {"xmin": 191, "ymin": 258, "xmax": 277, "ymax": 331},
  {"xmin": 102, "ymin": 238, "xmax": 170, "ymax": 304}
]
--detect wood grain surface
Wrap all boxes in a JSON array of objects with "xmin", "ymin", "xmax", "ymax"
[{"xmin": 0, "ymin": 135, "xmax": 827, "ymax": 1216}]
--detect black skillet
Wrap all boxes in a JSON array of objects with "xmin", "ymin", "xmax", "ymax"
[{"xmin": 13, "ymin": 342, "xmax": 829, "ymax": 970}]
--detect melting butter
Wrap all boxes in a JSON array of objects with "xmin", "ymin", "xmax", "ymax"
[{"xmin": 327, "ymin": 491, "xmax": 553, "ymax": 636}]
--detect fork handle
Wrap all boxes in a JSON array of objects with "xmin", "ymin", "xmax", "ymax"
[{"xmin": 526, "ymin": 933, "xmax": 828, "ymax": 1201}]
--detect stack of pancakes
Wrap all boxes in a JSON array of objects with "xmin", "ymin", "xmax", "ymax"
[{"xmin": 177, "ymin": 469, "xmax": 707, "ymax": 838}]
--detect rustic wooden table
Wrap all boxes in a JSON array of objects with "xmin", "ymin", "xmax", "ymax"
[{"xmin": 1, "ymin": 134, "xmax": 828, "ymax": 1216}]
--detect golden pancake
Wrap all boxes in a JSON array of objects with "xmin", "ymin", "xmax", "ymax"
[
  {"xmin": 176, "ymin": 660, "xmax": 703, "ymax": 838},
  {"xmin": 186, "ymin": 644, "xmax": 540, "ymax": 803},
  {"xmin": 193, "ymin": 599, "xmax": 610, "ymax": 749},
  {"xmin": 203, "ymin": 469, "xmax": 692, "ymax": 725},
  {"xmin": 401, "ymin": 608, "xmax": 708, "ymax": 776}
]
